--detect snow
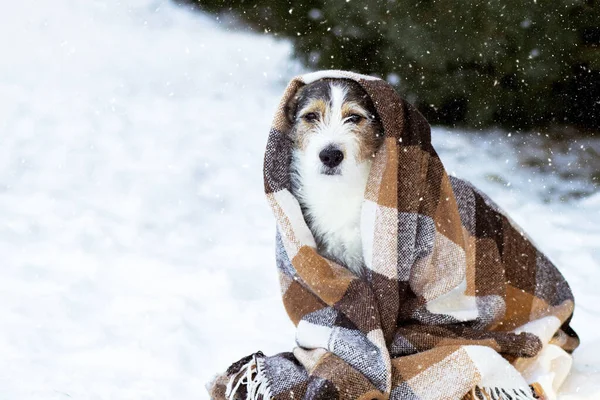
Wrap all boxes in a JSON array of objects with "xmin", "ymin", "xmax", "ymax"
[{"xmin": 0, "ymin": 1, "xmax": 597, "ymax": 399}]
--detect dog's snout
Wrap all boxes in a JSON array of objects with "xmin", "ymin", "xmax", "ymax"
[{"xmin": 319, "ymin": 147, "xmax": 344, "ymax": 168}]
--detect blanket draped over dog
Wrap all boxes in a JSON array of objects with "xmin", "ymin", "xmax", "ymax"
[{"xmin": 208, "ymin": 71, "xmax": 579, "ymax": 400}]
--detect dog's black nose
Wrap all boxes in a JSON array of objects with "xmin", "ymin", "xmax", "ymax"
[{"xmin": 319, "ymin": 147, "xmax": 344, "ymax": 168}]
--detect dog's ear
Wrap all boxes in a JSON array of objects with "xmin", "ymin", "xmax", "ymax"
[
  {"xmin": 284, "ymin": 95, "xmax": 298, "ymax": 125},
  {"xmin": 284, "ymin": 87, "xmax": 304, "ymax": 125}
]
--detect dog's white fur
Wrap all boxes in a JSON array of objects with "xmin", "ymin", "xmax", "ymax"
[{"xmin": 291, "ymin": 84, "xmax": 373, "ymax": 275}]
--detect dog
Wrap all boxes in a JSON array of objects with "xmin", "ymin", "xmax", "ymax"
[{"xmin": 286, "ymin": 78, "xmax": 384, "ymax": 275}]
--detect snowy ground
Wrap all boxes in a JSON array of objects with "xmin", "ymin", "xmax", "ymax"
[{"xmin": 0, "ymin": 1, "xmax": 598, "ymax": 399}]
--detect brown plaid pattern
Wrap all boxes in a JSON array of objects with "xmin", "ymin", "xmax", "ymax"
[{"xmin": 208, "ymin": 71, "xmax": 579, "ymax": 400}]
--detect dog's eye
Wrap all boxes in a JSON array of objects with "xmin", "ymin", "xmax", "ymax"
[
  {"xmin": 346, "ymin": 114, "xmax": 363, "ymax": 124},
  {"xmin": 302, "ymin": 112, "xmax": 318, "ymax": 122}
]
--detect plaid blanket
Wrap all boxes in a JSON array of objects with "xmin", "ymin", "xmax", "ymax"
[{"xmin": 208, "ymin": 70, "xmax": 579, "ymax": 400}]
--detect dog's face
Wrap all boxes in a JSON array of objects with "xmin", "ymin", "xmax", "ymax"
[{"xmin": 287, "ymin": 79, "xmax": 383, "ymax": 178}]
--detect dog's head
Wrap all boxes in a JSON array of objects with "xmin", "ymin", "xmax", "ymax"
[{"xmin": 286, "ymin": 78, "xmax": 383, "ymax": 178}]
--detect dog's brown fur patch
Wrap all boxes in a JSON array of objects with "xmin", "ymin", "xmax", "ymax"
[{"xmin": 355, "ymin": 118, "xmax": 383, "ymax": 162}]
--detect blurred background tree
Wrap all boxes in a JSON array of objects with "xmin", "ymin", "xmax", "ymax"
[{"xmin": 186, "ymin": 0, "xmax": 599, "ymax": 133}]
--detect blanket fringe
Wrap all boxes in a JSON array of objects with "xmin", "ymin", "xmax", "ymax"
[
  {"xmin": 465, "ymin": 385, "xmax": 542, "ymax": 400},
  {"xmin": 225, "ymin": 354, "xmax": 272, "ymax": 400}
]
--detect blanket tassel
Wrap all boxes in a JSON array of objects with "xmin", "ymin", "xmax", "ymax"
[
  {"xmin": 465, "ymin": 385, "xmax": 544, "ymax": 400},
  {"xmin": 225, "ymin": 354, "xmax": 272, "ymax": 400}
]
